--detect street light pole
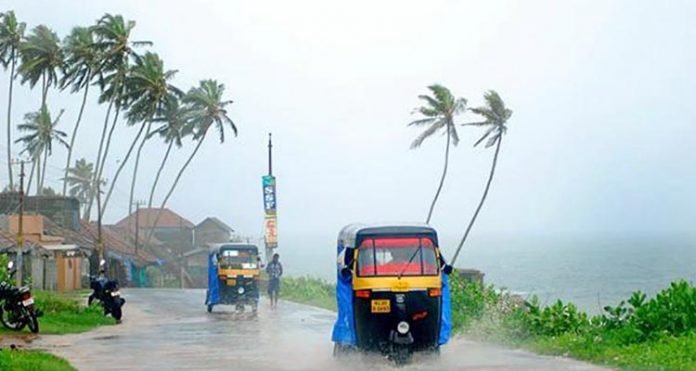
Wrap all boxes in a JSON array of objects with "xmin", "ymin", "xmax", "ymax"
[
  {"xmin": 96, "ymin": 178, "xmax": 104, "ymax": 262},
  {"xmin": 268, "ymin": 133, "xmax": 273, "ymax": 176}
]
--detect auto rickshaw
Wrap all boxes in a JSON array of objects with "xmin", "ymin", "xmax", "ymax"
[
  {"xmin": 205, "ymin": 243, "xmax": 261, "ymax": 313},
  {"xmin": 332, "ymin": 223, "xmax": 452, "ymax": 364}
]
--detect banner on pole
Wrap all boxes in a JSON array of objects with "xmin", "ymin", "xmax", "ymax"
[
  {"xmin": 264, "ymin": 215, "xmax": 278, "ymax": 248},
  {"xmin": 262, "ymin": 175, "xmax": 278, "ymax": 248}
]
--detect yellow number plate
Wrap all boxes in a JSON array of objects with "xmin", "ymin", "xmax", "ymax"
[{"xmin": 371, "ymin": 299, "xmax": 391, "ymax": 313}]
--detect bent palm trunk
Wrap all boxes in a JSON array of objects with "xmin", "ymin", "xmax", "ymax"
[
  {"xmin": 101, "ymin": 122, "xmax": 148, "ymax": 216},
  {"xmin": 425, "ymin": 123, "xmax": 451, "ymax": 224},
  {"xmin": 63, "ymin": 82, "xmax": 90, "ymax": 196},
  {"xmin": 148, "ymin": 141, "xmax": 173, "ymax": 209},
  {"xmin": 85, "ymin": 100, "xmax": 114, "ymax": 220},
  {"xmin": 128, "ymin": 122, "xmax": 152, "ymax": 215},
  {"xmin": 145, "ymin": 136, "xmax": 206, "ymax": 246},
  {"xmin": 6, "ymin": 53, "xmax": 16, "ymax": 190},
  {"xmin": 450, "ymin": 136, "xmax": 503, "ymax": 266}
]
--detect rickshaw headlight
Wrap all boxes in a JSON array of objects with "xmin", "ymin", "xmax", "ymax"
[
  {"xmin": 237, "ymin": 287, "xmax": 245, "ymax": 294},
  {"xmin": 397, "ymin": 321, "xmax": 410, "ymax": 334}
]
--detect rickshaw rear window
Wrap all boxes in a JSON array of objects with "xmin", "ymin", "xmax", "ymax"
[
  {"xmin": 357, "ymin": 237, "xmax": 438, "ymax": 277},
  {"xmin": 219, "ymin": 249, "xmax": 258, "ymax": 269}
]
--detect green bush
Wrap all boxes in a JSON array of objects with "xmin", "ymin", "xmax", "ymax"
[
  {"xmin": 630, "ymin": 281, "xmax": 696, "ymax": 339},
  {"xmin": 524, "ymin": 298, "xmax": 590, "ymax": 337}
]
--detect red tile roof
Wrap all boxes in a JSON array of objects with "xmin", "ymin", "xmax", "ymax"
[{"xmin": 115, "ymin": 208, "xmax": 194, "ymax": 230}]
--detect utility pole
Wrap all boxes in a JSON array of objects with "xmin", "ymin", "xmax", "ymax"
[
  {"xmin": 13, "ymin": 160, "xmax": 25, "ymax": 287},
  {"xmin": 96, "ymin": 178, "xmax": 105, "ymax": 262}
]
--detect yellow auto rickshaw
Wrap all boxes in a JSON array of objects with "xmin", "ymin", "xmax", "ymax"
[
  {"xmin": 332, "ymin": 223, "xmax": 452, "ymax": 364},
  {"xmin": 205, "ymin": 243, "xmax": 261, "ymax": 313}
]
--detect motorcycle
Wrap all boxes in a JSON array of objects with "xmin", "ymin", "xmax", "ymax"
[
  {"xmin": 87, "ymin": 260, "xmax": 125, "ymax": 322},
  {"xmin": 0, "ymin": 261, "xmax": 40, "ymax": 333}
]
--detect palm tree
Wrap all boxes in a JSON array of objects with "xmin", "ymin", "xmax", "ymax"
[
  {"xmin": 15, "ymin": 107, "xmax": 69, "ymax": 194},
  {"xmin": 100, "ymin": 51, "xmax": 181, "ymax": 217},
  {"xmin": 0, "ymin": 11, "xmax": 26, "ymax": 190},
  {"xmin": 63, "ymin": 158, "xmax": 103, "ymax": 218},
  {"xmin": 84, "ymin": 13, "xmax": 151, "ymax": 220},
  {"xmin": 409, "ymin": 84, "xmax": 466, "ymax": 224},
  {"xmin": 147, "ymin": 98, "xmax": 191, "ymax": 209},
  {"xmin": 146, "ymin": 80, "xmax": 236, "ymax": 244},
  {"xmin": 60, "ymin": 26, "xmax": 99, "ymax": 196},
  {"xmin": 450, "ymin": 90, "xmax": 512, "ymax": 266},
  {"xmin": 17, "ymin": 25, "xmax": 63, "ymax": 110}
]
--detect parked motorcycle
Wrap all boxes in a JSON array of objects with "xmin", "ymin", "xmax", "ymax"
[
  {"xmin": 0, "ymin": 261, "xmax": 40, "ymax": 333},
  {"xmin": 87, "ymin": 260, "xmax": 125, "ymax": 322}
]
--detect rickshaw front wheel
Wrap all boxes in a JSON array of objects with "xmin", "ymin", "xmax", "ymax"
[{"xmin": 391, "ymin": 346, "xmax": 411, "ymax": 366}]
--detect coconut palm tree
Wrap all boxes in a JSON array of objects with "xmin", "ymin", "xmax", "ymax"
[
  {"xmin": 409, "ymin": 84, "xmax": 466, "ymax": 224},
  {"xmin": 15, "ymin": 107, "xmax": 69, "ymax": 194},
  {"xmin": 100, "ymin": 51, "xmax": 181, "ymax": 217},
  {"xmin": 63, "ymin": 158, "xmax": 103, "ymax": 218},
  {"xmin": 60, "ymin": 26, "xmax": 99, "ymax": 196},
  {"xmin": 0, "ymin": 11, "xmax": 26, "ymax": 190},
  {"xmin": 17, "ymin": 25, "xmax": 63, "ymax": 110},
  {"xmin": 450, "ymin": 90, "xmax": 512, "ymax": 266},
  {"xmin": 146, "ymin": 80, "xmax": 236, "ymax": 243},
  {"xmin": 84, "ymin": 13, "xmax": 151, "ymax": 220},
  {"xmin": 125, "ymin": 52, "xmax": 180, "ymax": 215},
  {"xmin": 146, "ymin": 98, "xmax": 192, "ymax": 209}
]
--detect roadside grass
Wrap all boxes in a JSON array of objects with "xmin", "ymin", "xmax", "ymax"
[
  {"xmin": 279, "ymin": 276, "xmax": 336, "ymax": 312},
  {"xmin": 449, "ymin": 275, "xmax": 696, "ymax": 370},
  {"xmin": 525, "ymin": 331, "xmax": 696, "ymax": 370},
  {"xmin": 280, "ymin": 272, "xmax": 696, "ymax": 370},
  {"xmin": 0, "ymin": 349, "xmax": 75, "ymax": 371},
  {"xmin": 0, "ymin": 290, "xmax": 115, "ymax": 335}
]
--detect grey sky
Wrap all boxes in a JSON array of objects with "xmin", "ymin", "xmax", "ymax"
[{"xmin": 1, "ymin": 1, "xmax": 695, "ymax": 249}]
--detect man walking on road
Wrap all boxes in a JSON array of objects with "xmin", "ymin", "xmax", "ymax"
[{"xmin": 266, "ymin": 253, "xmax": 283, "ymax": 309}]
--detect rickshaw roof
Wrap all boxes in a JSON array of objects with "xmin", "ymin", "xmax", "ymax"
[
  {"xmin": 208, "ymin": 243, "xmax": 259, "ymax": 255},
  {"xmin": 337, "ymin": 223, "xmax": 438, "ymax": 249}
]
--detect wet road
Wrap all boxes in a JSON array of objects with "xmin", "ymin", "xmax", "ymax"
[{"xmin": 36, "ymin": 289, "xmax": 607, "ymax": 370}]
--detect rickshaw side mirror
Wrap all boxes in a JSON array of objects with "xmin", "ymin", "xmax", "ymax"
[
  {"xmin": 340, "ymin": 267, "xmax": 352, "ymax": 279},
  {"xmin": 443, "ymin": 265, "xmax": 453, "ymax": 275},
  {"xmin": 343, "ymin": 247, "xmax": 354, "ymax": 267}
]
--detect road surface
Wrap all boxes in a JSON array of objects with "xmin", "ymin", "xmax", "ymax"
[{"xmin": 31, "ymin": 289, "xmax": 606, "ymax": 370}]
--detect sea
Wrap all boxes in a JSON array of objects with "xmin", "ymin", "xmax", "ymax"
[{"xmin": 278, "ymin": 233, "xmax": 696, "ymax": 314}]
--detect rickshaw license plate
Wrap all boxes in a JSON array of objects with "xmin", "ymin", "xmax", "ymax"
[{"xmin": 371, "ymin": 299, "xmax": 391, "ymax": 313}]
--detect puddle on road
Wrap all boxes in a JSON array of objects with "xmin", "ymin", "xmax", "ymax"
[{"xmin": 93, "ymin": 335, "xmax": 120, "ymax": 341}]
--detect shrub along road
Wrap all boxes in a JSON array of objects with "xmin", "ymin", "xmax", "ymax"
[{"xmin": 32, "ymin": 289, "xmax": 604, "ymax": 370}]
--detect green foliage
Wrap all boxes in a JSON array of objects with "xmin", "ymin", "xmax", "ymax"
[
  {"xmin": 448, "ymin": 275, "xmax": 696, "ymax": 369},
  {"xmin": 0, "ymin": 254, "xmax": 9, "ymax": 283},
  {"xmin": 280, "ymin": 276, "xmax": 336, "ymax": 312},
  {"xmin": 623, "ymin": 281, "xmax": 695, "ymax": 340},
  {"xmin": 524, "ymin": 298, "xmax": 590, "ymax": 337},
  {"xmin": 0, "ymin": 349, "xmax": 75, "ymax": 371}
]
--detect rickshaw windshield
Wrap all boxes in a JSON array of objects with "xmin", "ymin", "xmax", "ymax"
[
  {"xmin": 218, "ymin": 249, "xmax": 258, "ymax": 269},
  {"xmin": 356, "ymin": 237, "xmax": 438, "ymax": 277}
]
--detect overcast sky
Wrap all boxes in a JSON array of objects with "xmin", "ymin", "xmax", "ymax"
[{"xmin": 1, "ymin": 1, "xmax": 695, "ymax": 249}]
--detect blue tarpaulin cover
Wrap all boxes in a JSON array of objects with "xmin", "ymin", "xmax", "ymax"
[
  {"xmin": 439, "ymin": 272, "xmax": 452, "ymax": 345},
  {"xmin": 205, "ymin": 253, "xmax": 220, "ymax": 305},
  {"xmin": 331, "ymin": 270, "xmax": 452, "ymax": 346},
  {"xmin": 331, "ymin": 271, "xmax": 357, "ymax": 345}
]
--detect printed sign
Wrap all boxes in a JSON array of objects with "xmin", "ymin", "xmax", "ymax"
[
  {"xmin": 264, "ymin": 215, "xmax": 278, "ymax": 248},
  {"xmin": 262, "ymin": 176, "xmax": 277, "ymax": 214}
]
